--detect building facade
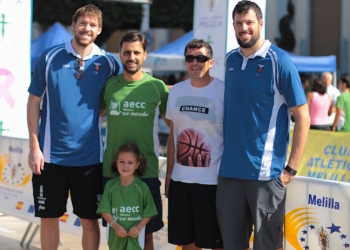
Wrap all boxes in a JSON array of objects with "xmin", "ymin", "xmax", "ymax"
[{"xmin": 266, "ymin": 0, "xmax": 350, "ymax": 74}]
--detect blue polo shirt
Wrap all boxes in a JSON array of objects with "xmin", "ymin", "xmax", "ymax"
[
  {"xmin": 28, "ymin": 41, "xmax": 121, "ymax": 166},
  {"xmin": 220, "ymin": 40, "xmax": 306, "ymax": 181}
]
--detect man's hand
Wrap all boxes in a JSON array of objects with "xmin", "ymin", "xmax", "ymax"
[
  {"xmin": 113, "ymin": 223, "xmax": 128, "ymax": 238},
  {"xmin": 128, "ymin": 225, "xmax": 143, "ymax": 238},
  {"xmin": 280, "ymin": 170, "xmax": 294, "ymax": 186},
  {"xmin": 187, "ymin": 154, "xmax": 210, "ymax": 167},
  {"xmin": 27, "ymin": 94, "xmax": 44, "ymax": 174},
  {"xmin": 28, "ymin": 146, "xmax": 44, "ymax": 175}
]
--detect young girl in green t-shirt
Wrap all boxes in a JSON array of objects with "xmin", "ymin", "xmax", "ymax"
[{"xmin": 97, "ymin": 143, "xmax": 158, "ymax": 250}]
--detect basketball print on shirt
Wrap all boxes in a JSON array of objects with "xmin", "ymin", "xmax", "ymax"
[{"xmin": 176, "ymin": 128, "xmax": 211, "ymax": 167}]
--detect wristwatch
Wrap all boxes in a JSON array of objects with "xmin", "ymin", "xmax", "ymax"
[{"xmin": 284, "ymin": 165, "xmax": 297, "ymax": 176}]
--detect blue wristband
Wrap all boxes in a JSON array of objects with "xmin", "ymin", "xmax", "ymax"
[{"xmin": 110, "ymin": 219, "xmax": 117, "ymax": 228}]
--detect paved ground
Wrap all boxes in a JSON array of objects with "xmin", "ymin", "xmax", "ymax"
[{"xmin": 0, "ymin": 214, "xmax": 108, "ymax": 250}]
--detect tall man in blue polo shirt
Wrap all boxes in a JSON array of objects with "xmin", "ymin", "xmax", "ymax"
[
  {"xmin": 216, "ymin": 1, "xmax": 310, "ymax": 250},
  {"xmin": 27, "ymin": 5, "xmax": 120, "ymax": 250}
]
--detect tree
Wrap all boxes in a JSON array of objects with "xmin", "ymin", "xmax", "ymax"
[
  {"xmin": 33, "ymin": 0, "xmax": 143, "ymax": 46},
  {"xmin": 150, "ymin": 0, "xmax": 193, "ymax": 32},
  {"xmin": 33, "ymin": 0, "xmax": 194, "ymax": 46}
]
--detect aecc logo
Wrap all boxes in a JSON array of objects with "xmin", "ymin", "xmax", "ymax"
[
  {"xmin": 120, "ymin": 206, "xmax": 140, "ymax": 213},
  {"xmin": 123, "ymin": 101, "xmax": 146, "ymax": 109}
]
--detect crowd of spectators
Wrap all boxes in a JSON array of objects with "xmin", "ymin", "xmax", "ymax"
[{"xmin": 300, "ymin": 72, "xmax": 350, "ymax": 132}]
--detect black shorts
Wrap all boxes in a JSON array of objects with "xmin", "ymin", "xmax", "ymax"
[
  {"xmin": 32, "ymin": 163, "xmax": 103, "ymax": 219},
  {"xmin": 141, "ymin": 178, "xmax": 164, "ymax": 234},
  {"xmin": 102, "ymin": 177, "xmax": 164, "ymax": 234},
  {"xmin": 168, "ymin": 180, "xmax": 223, "ymax": 249}
]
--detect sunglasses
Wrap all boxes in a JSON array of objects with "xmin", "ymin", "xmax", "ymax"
[
  {"xmin": 185, "ymin": 55, "xmax": 211, "ymax": 63},
  {"xmin": 74, "ymin": 58, "xmax": 84, "ymax": 79}
]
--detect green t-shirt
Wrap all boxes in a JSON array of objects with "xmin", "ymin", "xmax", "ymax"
[
  {"xmin": 336, "ymin": 92, "xmax": 350, "ymax": 132},
  {"xmin": 100, "ymin": 73, "xmax": 169, "ymax": 178},
  {"xmin": 96, "ymin": 177, "xmax": 158, "ymax": 250}
]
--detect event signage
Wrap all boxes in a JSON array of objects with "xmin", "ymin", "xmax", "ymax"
[
  {"xmin": 0, "ymin": 0, "xmax": 31, "ymax": 139},
  {"xmin": 285, "ymin": 177, "xmax": 350, "ymax": 249},
  {"xmin": 290, "ymin": 129, "xmax": 350, "ymax": 183}
]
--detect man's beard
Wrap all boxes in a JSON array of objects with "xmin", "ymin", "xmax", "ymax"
[
  {"xmin": 236, "ymin": 31, "xmax": 260, "ymax": 49},
  {"xmin": 74, "ymin": 33, "xmax": 95, "ymax": 47},
  {"xmin": 122, "ymin": 60, "xmax": 142, "ymax": 75}
]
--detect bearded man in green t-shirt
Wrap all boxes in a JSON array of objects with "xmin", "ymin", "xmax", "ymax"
[{"xmin": 100, "ymin": 32, "xmax": 169, "ymax": 250}]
